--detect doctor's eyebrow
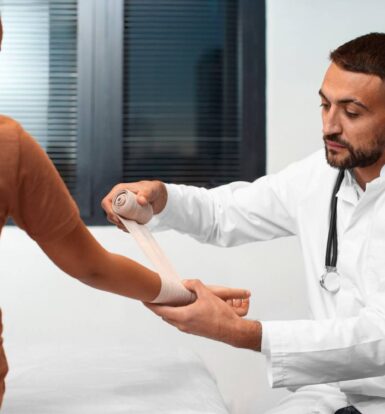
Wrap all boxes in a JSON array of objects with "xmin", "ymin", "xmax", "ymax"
[{"xmin": 318, "ymin": 89, "xmax": 370, "ymax": 112}]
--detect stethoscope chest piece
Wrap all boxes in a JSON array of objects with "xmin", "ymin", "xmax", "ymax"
[{"xmin": 320, "ymin": 267, "xmax": 340, "ymax": 293}]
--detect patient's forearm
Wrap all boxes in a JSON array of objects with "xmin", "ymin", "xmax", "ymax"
[
  {"xmin": 40, "ymin": 221, "xmax": 161, "ymax": 302},
  {"xmin": 80, "ymin": 251, "xmax": 161, "ymax": 302}
]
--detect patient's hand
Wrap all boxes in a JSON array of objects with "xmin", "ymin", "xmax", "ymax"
[
  {"xmin": 145, "ymin": 279, "xmax": 261, "ymax": 350},
  {"xmin": 206, "ymin": 285, "xmax": 250, "ymax": 317}
]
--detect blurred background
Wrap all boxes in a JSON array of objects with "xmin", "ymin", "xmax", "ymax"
[
  {"xmin": 0, "ymin": 0, "xmax": 384, "ymax": 413},
  {"xmin": 0, "ymin": 0, "xmax": 265, "ymax": 224}
]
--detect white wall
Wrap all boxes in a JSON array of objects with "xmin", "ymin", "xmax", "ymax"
[
  {"xmin": 1, "ymin": 1, "xmax": 385, "ymax": 413},
  {"xmin": 267, "ymin": 0, "xmax": 385, "ymax": 173}
]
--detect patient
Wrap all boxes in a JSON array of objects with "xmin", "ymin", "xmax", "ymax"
[{"xmin": 0, "ymin": 17, "xmax": 249, "ymax": 406}]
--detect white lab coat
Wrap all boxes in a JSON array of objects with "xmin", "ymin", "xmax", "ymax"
[{"xmin": 149, "ymin": 149, "xmax": 385, "ymax": 412}]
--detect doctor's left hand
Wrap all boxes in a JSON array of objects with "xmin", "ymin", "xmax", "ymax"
[
  {"xmin": 205, "ymin": 284, "xmax": 250, "ymax": 317},
  {"xmin": 145, "ymin": 280, "xmax": 261, "ymax": 350}
]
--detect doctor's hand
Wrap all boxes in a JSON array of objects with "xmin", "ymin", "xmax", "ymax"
[
  {"xmin": 101, "ymin": 180, "xmax": 167, "ymax": 228},
  {"xmin": 145, "ymin": 280, "xmax": 261, "ymax": 351},
  {"xmin": 206, "ymin": 284, "xmax": 250, "ymax": 317}
]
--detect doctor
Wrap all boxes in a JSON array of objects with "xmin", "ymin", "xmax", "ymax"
[{"xmin": 103, "ymin": 33, "xmax": 385, "ymax": 414}]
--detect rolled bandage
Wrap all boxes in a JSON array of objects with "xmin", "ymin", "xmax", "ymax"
[
  {"xmin": 113, "ymin": 190, "xmax": 153, "ymax": 224},
  {"xmin": 112, "ymin": 190, "xmax": 195, "ymax": 306}
]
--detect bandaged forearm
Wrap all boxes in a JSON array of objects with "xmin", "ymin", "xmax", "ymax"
[{"xmin": 112, "ymin": 190, "xmax": 195, "ymax": 306}]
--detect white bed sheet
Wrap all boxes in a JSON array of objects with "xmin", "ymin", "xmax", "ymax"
[{"xmin": 2, "ymin": 345, "xmax": 229, "ymax": 414}]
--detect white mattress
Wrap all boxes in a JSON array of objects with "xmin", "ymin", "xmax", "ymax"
[{"xmin": 2, "ymin": 345, "xmax": 229, "ymax": 414}]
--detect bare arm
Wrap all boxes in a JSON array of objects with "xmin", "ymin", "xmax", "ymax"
[
  {"xmin": 39, "ymin": 220, "xmax": 161, "ymax": 302},
  {"xmin": 38, "ymin": 221, "xmax": 251, "ymax": 311}
]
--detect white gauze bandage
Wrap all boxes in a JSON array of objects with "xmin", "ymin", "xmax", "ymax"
[{"xmin": 112, "ymin": 190, "xmax": 195, "ymax": 306}]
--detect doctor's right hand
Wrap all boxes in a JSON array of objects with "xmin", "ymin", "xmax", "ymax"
[{"xmin": 101, "ymin": 180, "xmax": 168, "ymax": 227}]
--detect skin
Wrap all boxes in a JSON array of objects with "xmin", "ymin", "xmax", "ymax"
[
  {"xmin": 0, "ymin": 19, "xmax": 249, "ymax": 309},
  {"xmin": 102, "ymin": 178, "xmax": 259, "ymax": 349},
  {"xmin": 103, "ymin": 63, "xmax": 385, "ymax": 351},
  {"xmin": 320, "ymin": 63, "xmax": 385, "ymax": 189}
]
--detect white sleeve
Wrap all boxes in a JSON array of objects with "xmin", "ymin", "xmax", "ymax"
[
  {"xmin": 147, "ymin": 161, "xmax": 305, "ymax": 246},
  {"xmin": 339, "ymin": 376, "xmax": 385, "ymax": 399},
  {"xmin": 260, "ymin": 285, "xmax": 385, "ymax": 388}
]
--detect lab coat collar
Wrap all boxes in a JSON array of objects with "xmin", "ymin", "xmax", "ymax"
[
  {"xmin": 338, "ymin": 165, "xmax": 385, "ymax": 204},
  {"xmin": 366, "ymin": 163, "xmax": 385, "ymax": 193},
  {"xmin": 336, "ymin": 170, "xmax": 362, "ymax": 205}
]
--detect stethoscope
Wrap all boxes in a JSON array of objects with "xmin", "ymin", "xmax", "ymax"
[{"xmin": 319, "ymin": 169, "xmax": 345, "ymax": 293}]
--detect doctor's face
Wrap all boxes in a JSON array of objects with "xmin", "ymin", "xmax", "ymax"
[{"xmin": 320, "ymin": 63, "xmax": 385, "ymax": 169}]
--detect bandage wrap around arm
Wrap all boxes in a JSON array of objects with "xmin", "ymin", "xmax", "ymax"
[{"xmin": 112, "ymin": 190, "xmax": 195, "ymax": 306}]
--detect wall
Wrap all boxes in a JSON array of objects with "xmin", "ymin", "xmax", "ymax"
[
  {"xmin": 1, "ymin": 1, "xmax": 385, "ymax": 413},
  {"xmin": 267, "ymin": 0, "xmax": 385, "ymax": 173}
]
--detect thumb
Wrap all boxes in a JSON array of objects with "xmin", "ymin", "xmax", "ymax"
[
  {"xmin": 182, "ymin": 279, "xmax": 209, "ymax": 298},
  {"xmin": 136, "ymin": 192, "xmax": 151, "ymax": 207}
]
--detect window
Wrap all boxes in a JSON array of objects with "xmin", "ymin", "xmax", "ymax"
[
  {"xmin": 1, "ymin": 0, "xmax": 265, "ymax": 224},
  {"xmin": 0, "ymin": 0, "xmax": 78, "ymax": 194},
  {"xmin": 123, "ymin": 0, "xmax": 241, "ymax": 187}
]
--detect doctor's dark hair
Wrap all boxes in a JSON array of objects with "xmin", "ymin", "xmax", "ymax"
[{"xmin": 330, "ymin": 32, "xmax": 385, "ymax": 80}]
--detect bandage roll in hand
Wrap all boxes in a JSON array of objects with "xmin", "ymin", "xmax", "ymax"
[
  {"xmin": 112, "ymin": 190, "xmax": 195, "ymax": 306},
  {"xmin": 113, "ymin": 190, "xmax": 153, "ymax": 224}
]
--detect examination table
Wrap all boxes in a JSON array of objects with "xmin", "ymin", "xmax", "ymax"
[{"xmin": 2, "ymin": 345, "xmax": 229, "ymax": 413}]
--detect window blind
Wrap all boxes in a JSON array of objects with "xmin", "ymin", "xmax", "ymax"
[
  {"xmin": 123, "ymin": 0, "xmax": 241, "ymax": 187},
  {"xmin": 0, "ymin": 0, "xmax": 78, "ymax": 194}
]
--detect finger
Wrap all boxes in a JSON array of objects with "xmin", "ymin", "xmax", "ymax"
[
  {"xmin": 136, "ymin": 183, "xmax": 155, "ymax": 199},
  {"xmin": 106, "ymin": 213, "xmax": 121, "ymax": 226},
  {"xmin": 136, "ymin": 193, "xmax": 151, "ymax": 207},
  {"xmin": 233, "ymin": 305, "xmax": 249, "ymax": 317},
  {"xmin": 207, "ymin": 285, "xmax": 251, "ymax": 300},
  {"xmin": 101, "ymin": 198, "xmax": 115, "ymax": 219},
  {"xmin": 233, "ymin": 299, "xmax": 242, "ymax": 308},
  {"xmin": 182, "ymin": 279, "xmax": 211, "ymax": 298},
  {"xmin": 106, "ymin": 215, "xmax": 117, "ymax": 225},
  {"xmin": 225, "ymin": 296, "xmax": 250, "ymax": 315},
  {"xmin": 236, "ymin": 298, "xmax": 250, "ymax": 316}
]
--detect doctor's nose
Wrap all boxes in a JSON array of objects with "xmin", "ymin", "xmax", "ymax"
[{"xmin": 322, "ymin": 111, "xmax": 342, "ymax": 136}]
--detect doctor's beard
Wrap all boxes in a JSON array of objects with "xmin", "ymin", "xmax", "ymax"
[{"xmin": 323, "ymin": 133, "xmax": 385, "ymax": 169}]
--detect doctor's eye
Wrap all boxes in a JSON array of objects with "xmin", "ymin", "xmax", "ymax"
[{"xmin": 345, "ymin": 110, "xmax": 359, "ymax": 119}]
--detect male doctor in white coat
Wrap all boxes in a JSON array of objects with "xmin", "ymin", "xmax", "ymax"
[{"xmin": 103, "ymin": 33, "xmax": 385, "ymax": 413}]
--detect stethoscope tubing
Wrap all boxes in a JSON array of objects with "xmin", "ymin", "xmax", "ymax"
[
  {"xmin": 325, "ymin": 169, "xmax": 345, "ymax": 269},
  {"xmin": 321, "ymin": 168, "xmax": 345, "ymax": 293}
]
